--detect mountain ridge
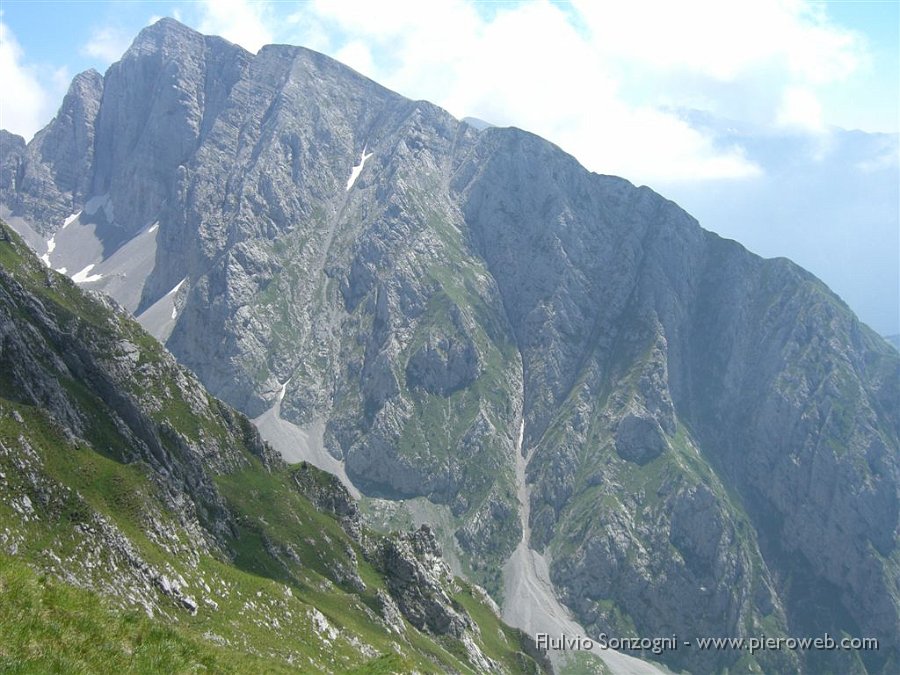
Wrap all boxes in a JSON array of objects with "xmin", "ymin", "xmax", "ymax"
[{"xmin": 2, "ymin": 18, "xmax": 898, "ymax": 674}]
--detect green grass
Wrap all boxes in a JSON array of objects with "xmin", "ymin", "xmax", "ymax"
[
  {"xmin": 0, "ymin": 554, "xmax": 290, "ymax": 674},
  {"xmin": 453, "ymin": 583, "xmax": 544, "ymax": 674},
  {"xmin": 0, "ymin": 220, "xmax": 545, "ymax": 674}
]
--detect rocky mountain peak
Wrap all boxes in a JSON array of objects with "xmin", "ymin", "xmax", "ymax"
[
  {"xmin": 1, "ymin": 19, "xmax": 897, "ymax": 673},
  {"xmin": 66, "ymin": 68, "xmax": 103, "ymax": 99},
  {"xmin": 0, "ymin": 67, "xmax": 102, "ymax": 232},
  {"xmin": 126, "ymin": 16, "xmax": 215, "ymax": 58}
]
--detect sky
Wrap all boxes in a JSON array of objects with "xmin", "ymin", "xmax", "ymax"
[
  {"xmin": 1, "ymin": 0, "xmax": 898, "ymax": 332},
  {"xmin": 2, "ymin": 1, "xmax": 897, "ymax": 178}
]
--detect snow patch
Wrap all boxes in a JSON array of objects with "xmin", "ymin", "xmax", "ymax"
[
  {"xmin": 148, "ymin": 222, "xmax": 159, "ymax": 233},
  {"xmin": 56, "ymin": 267, "xmax": 67, "ymax": 275},
  {"xmin": 165, "ymin": 280, "xmax": 187, "ymax": 319},
  {"xmin": 40, "ymin": 236, "xmax": 56, "ymax": 267},
  {"xmin": 167, "ymin": 277, "xmax": 187, "ymax": 297},
  {"xmin": 277, "ymin": 380, "xmax": 289, "ymax": 402},
  {"xmin": 346, "ymin": 146, "xmax": 373, "ymax": 191},
  {"xmin": 71, "ymin": 264, "xmax": 104, "ymax": 284},
  {"xmin": 166, "ymin": 278, "xmax": 186, "ymax": 319},
  {"xmin": 63, "ymin": 211, "xmax": 81, "ymax": 228}
]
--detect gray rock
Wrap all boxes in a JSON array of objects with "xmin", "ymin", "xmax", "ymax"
[
  {"xmin": 2, "ymin": 18, "xmax": 897, "ymax": 673},
  {"xmin": 369, "ymin": 525, "xmax": 474, "ymax": 638},
  {"xmin": 3, "ymin": 70, "xmax": 102, "ymax": 232},
  {"xmin": 614, "ymin": 413, "xmax": 668, "ymax": 465}
]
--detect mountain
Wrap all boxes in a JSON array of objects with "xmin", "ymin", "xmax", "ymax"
[
  {"xmin": 2, "ymin": 18, "xmax": 898, "ymax": 674},
  {"xmin": 0, "ymin": 220, "xmax": 546, "ymax": 673},
  {"xmin": 656, "ymin": 109, "xmax": 899, "ymax": 337}
]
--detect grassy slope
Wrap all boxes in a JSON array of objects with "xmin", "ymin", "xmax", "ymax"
[{"xmin": 0, "ymin": 221, "xmax": 542, "ymax": 673}]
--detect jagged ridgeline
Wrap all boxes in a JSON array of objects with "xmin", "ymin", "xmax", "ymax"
[
  {"xmin": 2, "ymin": 17, "xmax": 899, "ymax": 674},
  {"xmin": 0, "ymin": 222, "xmax": 547, "ymax": 673}
]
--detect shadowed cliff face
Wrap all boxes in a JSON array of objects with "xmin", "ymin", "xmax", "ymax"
[{"xmin": 2, "ymin": 18, "xmax": 898, "ymax": 673}]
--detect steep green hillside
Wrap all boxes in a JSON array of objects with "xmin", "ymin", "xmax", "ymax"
[{"xmin": 0, "ymin": 221, "xmax": 545, "ymax": 674}]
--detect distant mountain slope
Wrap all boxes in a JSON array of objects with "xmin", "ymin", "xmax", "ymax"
[
  {"xmin": 658, "ymin": 109, "xmax": 899, "ymax": 336},
  {"xmin": 1, "ymin": 18, "xmax": 898, "ymax": 674},
  {"xmin": 0, "ymin": 221, "xmax": 545, "ymax": 674}
]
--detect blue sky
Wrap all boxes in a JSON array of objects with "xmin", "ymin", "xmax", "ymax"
[
  {"xmin": 2, "ymin": 1, "xmax": 898, "ymax": 161},
  {"xmin": 1, "ymin": 0, "xmax": 898, "ymax": 333}
]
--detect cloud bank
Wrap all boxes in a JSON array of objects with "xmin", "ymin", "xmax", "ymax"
[{"xmin": 264, "ymin": 0, "xmax": 868, "ymax": 184}]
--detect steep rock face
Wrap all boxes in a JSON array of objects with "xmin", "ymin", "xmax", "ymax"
[
  {"xmin": 0, "ymin": 130, "xmax": 26, "ymax": 197},
  {"xmin": 677, "ymin": 245, "xmax": 900, "ymax": 668},
  {"xmin": 290, "ymin": 460, "xmax": 362, "ymax": 539},
  {"xmin": 2, "ymin": 19, "xmax": 898, "ymax": 673},
  {"xmin": 455, "ymin": 130, "xmax": 899, "ymax": 671},
  {"xmin": 2, "ymin": 70, "xmax": 103, "ymax": 232},
  {"xmin": 371, "ymin": 525, "xmax": 473, "ymax": 638},
  {"xmin": 290, "ymin": 463, "xmax": 515, "ymax": 672},
  {"xmin": 3, "ymin": 23, "xmax": 525, "ymax": 588},
  {"xmin": 0, "ymin": 222, "xmax": 546, "ymax": 674},
  {"xmin": 405, "ymin": 305, "xmax": 483, "ymax": 397}
]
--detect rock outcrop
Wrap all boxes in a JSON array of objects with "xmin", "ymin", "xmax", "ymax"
[
  {"xmin": 3, "ymin": 70, "xmax": 103, "ymax": 231},
  {"xmin": 0, "ymin": 221, "xmax": 545, "ymax": 673},
  {"xmin": 2, "ymin": 18, "xmax": 897, "ymax": 673}
]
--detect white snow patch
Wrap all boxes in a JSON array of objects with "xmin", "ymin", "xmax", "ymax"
[
  {"xmin": 167, "ymin": 277, "xmax": 187, "ymax": 296},
  {"xmin": 167, "ymin": 278, "xmax": 186, "ymax": 319},
  {"xmin": 148, "ymin": 222, "xmax": 159, "ymax": 233},
  {"xmin": 40, "ymin": 236, "xmax": 56, "ymax": 266},
  {"xmin": 71, "ymin": 264, "xmax": 104, "ymax": 284},
  {"xmin": 56, "ymin": 267, "xmax": 67, "ymax": 275},
  {"xmin": 162, "ymin": 277, "xmax": 188, "ymax": 319},
  {"xmin": 277, "ymin": 380, "xmax": 288, "ymax": 402},
  {"xmin": 63, "ymin": 211, "xmax": 81, "ymax": 228},
  {"xmin": 345, "ymin": 146, "xmax": 373, "ymax": 191}
]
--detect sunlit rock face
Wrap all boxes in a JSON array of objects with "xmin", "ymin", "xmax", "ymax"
[{"xmin": 3, "ymin": 17, "xmax": 898, "ymax": 674}]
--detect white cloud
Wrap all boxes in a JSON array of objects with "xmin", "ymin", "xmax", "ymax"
[
  {"xmin": 0, "ymin": 17, "xmax": 51, "ymax": 140},
  {"xmin": 82, "ymin": 26, "xmax": 131, "ymax": 64},
  {"xmin": 149, "ymin": 9, "xmax": 184, "ymax": 26},
  {"xmin": 776, "ymin": 86, "xmax": 825, "ymax": 132},
  {"xmin": 288, "ymin": 0, "xmax": 766, "ymax": 183},
  {"xmin": 197, "ymin": 0, "xmax": 273, "ymax": 53},
  {"xmin": 334, "ymin": 41, "xmax": 376, "ymax": 78},
  {"xmin": 855, "ymin": 144, "xmax": 900, "ymax": 173},
  {"xmin": 9, "ymin": 0, "xmax": 865, "ymax": 183},
  {"xmin": 572, "ymin": 0, "xmax": 864, "ymax": 84},
  {"xmin": 292, "ymin": 0, "xmax": 871, "ymax": 183}
]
